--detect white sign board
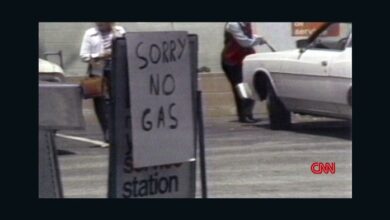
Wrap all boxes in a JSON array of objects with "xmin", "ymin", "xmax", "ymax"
[
  {"xmin": 126, "ymin": 32, "xmax": 195, "ymax": 168},
  {"xmin": 116, "ymin": 157, "xmax": 196, "ymax": 198}
]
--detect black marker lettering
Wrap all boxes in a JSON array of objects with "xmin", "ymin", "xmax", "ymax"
[
  {"xmin": 142, "ymin": 108, "xmax": 152, "ymax": 131},
  {"xmin": 170, "ymin": 40, "xmax": 176, "ymax": 61},
  {"xmin": 169, "ymin": 103, "xmax": 178, "ymax": 129},
  {"xmin": 162, "ymin": 41, "xmax": 169, "ymax": 63},
  {"xmin": 149, "ymin": 44, "xmax": 161, "ymax": 64},
  {"xmin": 150, "ymin": 74, "xmax": 159, "ymax": 95},
  {"xmin": 162, "ymin": 74, "xmax": 175, "ymax": 95},
  {"xmin": 177, "ymin": 38, "xmax": 186, "ymax": 59},
  {"xmin": 136, "ymin": 42, "xmax": 148, "ymax": 69},
  {"xmin": 157, "ymin": 106, "xmax": 165, "ymax": 128}
]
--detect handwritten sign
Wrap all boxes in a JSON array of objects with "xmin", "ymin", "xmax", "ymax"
[
  {"xmin": 108, "ymin": 35, "xmax": 197, "ymax": 198},
  {"xmin": 125, "ymin": 32, "xmax": 195, "ymax": 168}
]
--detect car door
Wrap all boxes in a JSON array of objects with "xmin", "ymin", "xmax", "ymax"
[
  {"xmin": 327, "ymin": 34, "xmax": 352, "ymax": 118},
  {"xmin": 278, "ymin": 23, "xmax": 351, "ymax": 117}
]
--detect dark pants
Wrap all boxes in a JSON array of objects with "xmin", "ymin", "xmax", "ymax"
[
  {"xmin": 89, "ymin": 61, "xmax": 111, "ymax": 142},
  {"xmin": 222, "ymin": 62, "xmax": 255, "ymax": 120},
  {"xmin": 92, "ymin": 93, "xmax": 108, "ymax": 138}
]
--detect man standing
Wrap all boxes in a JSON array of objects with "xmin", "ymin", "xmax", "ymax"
[
  {"xmin": 80, "ymin": 22, "xmax": 125, "ymax": 143},
  {"xmin": 221, "ymin": 22, "xmax": 266, "ymax": 123}
]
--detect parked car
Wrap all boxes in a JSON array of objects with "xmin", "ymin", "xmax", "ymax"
[
  {"xmin": 243, "ymin": 22, "xmax": 352, "ymax": 129},
  {"xmin": 39, "ymin": 58, "xmax": 65, "ymax": 82}
]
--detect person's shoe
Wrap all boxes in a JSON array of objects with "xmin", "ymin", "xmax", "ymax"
[
  {"xmin": 247, "ymin": 116, "xmax": 261, "ymax": 123},
  {"xmin": 239, "ymin": 116, "xmax": 261, "ymax": 123}
]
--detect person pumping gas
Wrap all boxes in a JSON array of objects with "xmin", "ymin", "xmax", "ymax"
[{"xmin": 221, "ymin": 22, "xmax": 266, "ymax": 123}]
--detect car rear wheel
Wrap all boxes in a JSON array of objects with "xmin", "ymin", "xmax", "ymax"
[{"xmin": 266, "ymin": 80, "xmax": 291, "ymax": 130}]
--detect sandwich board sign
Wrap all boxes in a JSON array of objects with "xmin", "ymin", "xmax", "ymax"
[{"xmin": 108, "ymin": 33, "xmax": 198, "ymax": 198}]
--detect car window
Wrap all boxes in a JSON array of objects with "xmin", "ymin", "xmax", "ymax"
[{"xmin": 310, "ymin": 23, "xmax": 352, "ymax": 51}]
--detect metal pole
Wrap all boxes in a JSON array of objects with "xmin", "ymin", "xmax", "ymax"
[
  {"xmin": 58, "ymin": 50, "xmax": 64, "ymax": 69},
  {"xmin": 265, "ymin": 42, "xmax": 276, "ymax": 52},
  {"xmin": 197, "ymin": 91, "xmax": 207, "ymax": 198}
]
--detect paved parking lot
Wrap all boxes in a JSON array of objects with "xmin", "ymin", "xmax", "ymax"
[{"xmin": 56, "ymin": 111, "xmax": 352, "ymax": 198}]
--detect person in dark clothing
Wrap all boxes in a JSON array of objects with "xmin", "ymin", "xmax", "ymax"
[
  {"xmin": 80, "ymin": 22, "xmax": 126, "ymax": 143},
  {"xmin": 221, "ymin": 22, "xmax": 266, "ymax": 123}
]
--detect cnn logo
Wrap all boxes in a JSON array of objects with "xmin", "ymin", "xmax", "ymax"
[{"xmin": 311, "ymin": 162, "xmax": 336, "ymax": 174}]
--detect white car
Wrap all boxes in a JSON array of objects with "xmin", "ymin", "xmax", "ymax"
[
  {"xmin": 39, "ymin": 58, "xmax": 65, "ymax": 82},
  {"xmin": 243, "ymin": 23, "xmax": 352, "ymax": 129}
]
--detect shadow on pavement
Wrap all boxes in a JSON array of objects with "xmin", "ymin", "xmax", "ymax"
[
  {"xmin": 89, "ymin": 145, "xmax": 109, "ymax": 148},
  {"xmin": 57, "ymin": 149, "xmax": 76, "ymax": 156},
  {"xmin": 291, "ymin": 120, "xmax": 351, "ymax": 140},
  {"xmin": 256, "ymin": 120, "xmax": 352, "ymax": 140}
]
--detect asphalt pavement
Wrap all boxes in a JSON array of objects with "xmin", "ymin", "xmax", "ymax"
[{"xmin": 55, "ymin": 108, "xmax": 352, "ymax": 198}]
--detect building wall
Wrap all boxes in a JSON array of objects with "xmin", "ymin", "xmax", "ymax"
[
  {"xmin": 38, "ymin": 22, "xmax": 311, "ymax": 76},
  {"xmin": 39, "ymin": 22, "xmax": 350, "ymax": 117}
]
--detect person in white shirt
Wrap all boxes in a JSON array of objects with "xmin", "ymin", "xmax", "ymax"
[
  {"xmin": 80, "ymin": 22, "xmax": 126, "ymax": 75},
  {"xmin": 80, "ymin": 22, "xmax": 125, "ymax": 143}
]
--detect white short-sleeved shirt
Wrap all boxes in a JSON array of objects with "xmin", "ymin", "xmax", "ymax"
[
  {"xmin": 225, "ymin": 22, "xmax": 257, "ymax": 48},
  {"xmin": 80, "ymin": 26, "xmax": 126, "ymax": 75}
]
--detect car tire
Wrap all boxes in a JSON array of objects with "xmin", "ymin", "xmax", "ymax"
[{"xmin": 266, "ymin": 80, "xmax": 291, "ymax": 130}]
